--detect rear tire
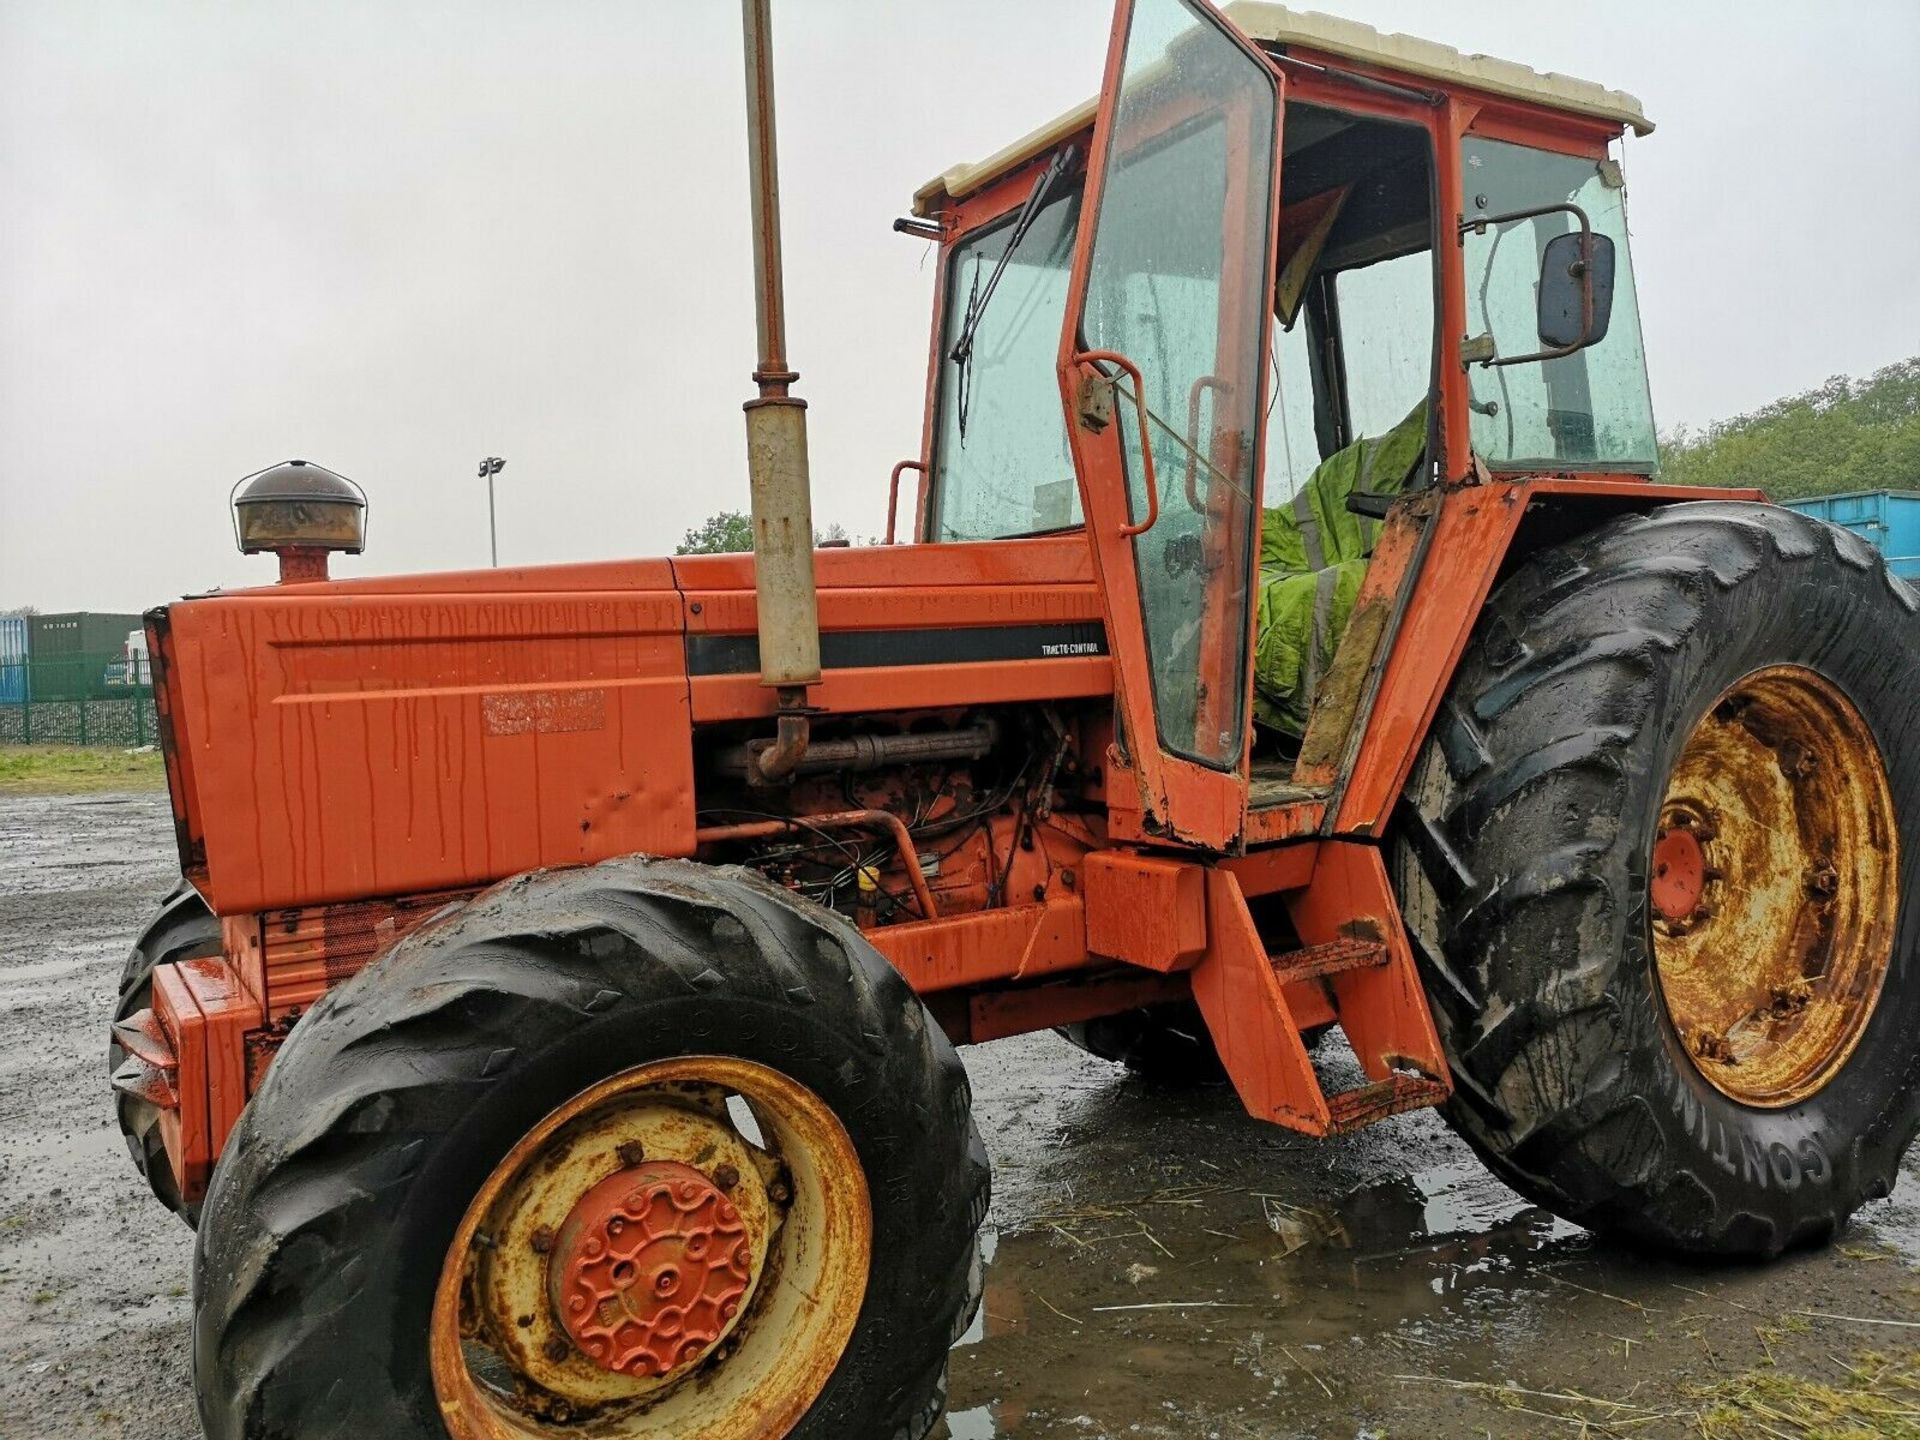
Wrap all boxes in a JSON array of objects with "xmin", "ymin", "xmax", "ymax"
[
  {"xmin": 1059, "ymin": 1002, "xmax": 1227, "ymax": 1084},
  {"xmin": 1394, "ymin": 502, "xmax": 1920, "ymax": 1257},
  {"xmin": 1059, "ymin": 1003, "xmax": 1329, "ymax": 1084},
  {"xmin": 191, "ymin": 857, "xmax": 987, "ymax": 1440},
  {"xmin": 110, "ymin": 880, "xmax": 219, "ymax": 1225}
]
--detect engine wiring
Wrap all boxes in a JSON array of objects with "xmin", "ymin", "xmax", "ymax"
[{"xmin": 697, "ymin": 711, "xmax": 1063, "ymax": 925}]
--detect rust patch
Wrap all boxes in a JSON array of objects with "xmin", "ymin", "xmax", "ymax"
[
  {"xmin": 1297, "ymin": 589, "xmax": 1393, "ymax": 774},
  {"xmin": 482, "ymin": 688, "xmax": 608, "ymax": 737},
  {"xmin": 1325, "ymin": 1075, "xmax": 1449, "ymax": 1136}
]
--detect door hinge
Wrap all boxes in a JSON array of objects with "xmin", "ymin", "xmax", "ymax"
[{"xmin": 1076, "ymin": 371, "xmax": 1115, "ymax": 433}]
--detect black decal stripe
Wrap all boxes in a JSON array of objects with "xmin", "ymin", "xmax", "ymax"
[{"xmin": 686, "ymin": 623, "xmax": 1108, "ymax": 676}]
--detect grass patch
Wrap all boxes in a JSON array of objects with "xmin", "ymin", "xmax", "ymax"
[
  {"xmin": 1691, "ymin": 1349, "xmax": 1920, "ymax": 1438},
  {"xmin": 1396, "ymin": 1350, "xmax": 1920, "ymax": 1437},
  {"xmin": 0, "ymin": 745, "xmax": 167, "ymax": 795}
]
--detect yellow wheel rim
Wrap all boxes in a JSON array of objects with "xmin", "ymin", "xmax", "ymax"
[
  {"xmin": 431, "ymin": 1056, "xmax": 871, "ymax": 1438},
  {"xmin": 1652, "ymin": 666, "xmax": 1898, "ymax": 1107}
]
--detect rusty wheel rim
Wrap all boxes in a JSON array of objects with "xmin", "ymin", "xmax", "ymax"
[
  {"xmin": 1651, "ymin": 665, "xmax": 1898, "ymax": 1108},
  {"xmin": 431, "ymin": 1056, "xmax": 871, "ymax": 1439}
]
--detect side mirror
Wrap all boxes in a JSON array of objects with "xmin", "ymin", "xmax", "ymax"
[{"xmin": 1538, "ymin": 231, "xmax": 1615, "ymax": 350}]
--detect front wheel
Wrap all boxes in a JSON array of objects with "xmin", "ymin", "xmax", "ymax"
[
  {"xmin": 110, "ymin": 880, "xmax": 220, "ymax": 1224},
  {"xmin": 193, "ymin": 858, "xmax": 987, "ymax": 1439},
  {"xmin": 1395, "ymin": 502, "xmax": 1920, "ymax": 1257}
]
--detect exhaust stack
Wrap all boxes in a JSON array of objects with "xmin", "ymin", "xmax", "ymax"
[{"xmin": 740, "ymin": 0, "xmax": 819, "ymax": 781}]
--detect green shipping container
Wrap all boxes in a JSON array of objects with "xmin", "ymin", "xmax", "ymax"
[{"xmin": 28, "ymin": 612, "xmax": 148, "ymax": 700}]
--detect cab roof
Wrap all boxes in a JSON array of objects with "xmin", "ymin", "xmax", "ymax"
[{"xmin": 912, "ymin": 2, "xmax": 1652, "ymax": 217}]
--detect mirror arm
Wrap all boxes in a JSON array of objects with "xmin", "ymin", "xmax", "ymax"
[{"xmin": 1457, "ymin": 201, "xmax": 1595, "ymax": 368}]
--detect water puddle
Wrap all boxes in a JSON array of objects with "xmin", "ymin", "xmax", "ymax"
[
  {"xmin": 935, "ymin": 1031, "xmax": 1920, "ymax": 1438},
  {"xmin": 934, "ymin": 1151, "xmax": 1594, "ymax": 1436}
]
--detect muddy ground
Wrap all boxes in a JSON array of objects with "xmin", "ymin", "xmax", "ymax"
[{"xmin": 1, "ymin": 790, "xmax": 1914, "ymax": 1439}]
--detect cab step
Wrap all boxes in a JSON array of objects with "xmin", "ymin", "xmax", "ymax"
[
  {"xmin": 1325, "ymin": 1074, "xmax": 1449, "ymax": 1135},
  {"xmin": 1269, "ymin": 937, "xmax": 1387, "ymax": 985},
  {"xmin": 1190, "ymin": 846, "xmax": 1452, "ymax": 1140}
]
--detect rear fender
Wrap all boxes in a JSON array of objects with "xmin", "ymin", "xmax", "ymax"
[{"xmin": 1324, "ymin": 478, "xmax": 1763, "ymax": 836}]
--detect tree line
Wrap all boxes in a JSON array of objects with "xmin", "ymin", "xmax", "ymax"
[
  {"xmin": 676, "ymin": 512, "xmax": 855, "ymax": 554},
  {"xmin": 1659, "ymin": 356, "xmax": 1919, "ymax": 500}
]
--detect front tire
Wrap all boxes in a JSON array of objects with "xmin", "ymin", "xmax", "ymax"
[
  {"xmin": 193, "ymin": 858, "xmax": 987, "ymax": 1439},
  {"xmin": 1395, "ymin": 502, "xmax": 1920, "ymax": 1257},
  {"xmin": 110, "ymin": 880, "xmax": 220, "ymax": 1224}
]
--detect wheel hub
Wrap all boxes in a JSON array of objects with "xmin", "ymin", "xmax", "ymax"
[
  {"xmin": 1650, "ymin": 666, "xmax": 1898, "ymax": 1107},
  {"xmin": 550, "ymin": 1161, "xmax": 753, "ymax": 1379},
  {"xmin": 1650, "ymin": 820, "xmax": 1708, "ymax": 924}
]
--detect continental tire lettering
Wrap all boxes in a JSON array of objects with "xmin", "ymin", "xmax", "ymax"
[
  {"xmin": 1798, "ymin": 1135, "xmax": 1830, "ymax": 1185},
  {"xmin": 1768, "ymin": 1142, "xmax": 1801, "ymax": 1190}
]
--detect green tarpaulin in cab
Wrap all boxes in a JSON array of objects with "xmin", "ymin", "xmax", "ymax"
[{"xmin": 1255, "ymin": 401, "xmax": 1427, "ymax": 735}]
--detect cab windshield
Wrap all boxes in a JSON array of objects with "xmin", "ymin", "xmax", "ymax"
[{"xmin": 927, "ymin": 185, "xmax": 1084, "ymax": 542}]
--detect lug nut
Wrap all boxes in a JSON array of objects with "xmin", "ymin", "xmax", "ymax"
[
  {"xmin": 544, "ymin": 1335, "xmax": 572, "ymax": 1363},
  {"xmin": 713, "ymin": 1163, "xmax": 740, "ymax": 1191},
  {"xmin": 529, "ymin": 1225, "xmax": 556, "ymax": 1255},
  {"xmin": 617, "ymin": 1140, "xmax": 647, "ymax": 1167},
  {"xmin": 1783, "ymin": 746, "xmax": 1819, "ymax": 778},
  {"xmin": 1691, "ymin": 1028, "xmax": 1735, "ymax": 1064},
  {"xmin": 768, "ymin": 1178, "xmax": 792, "ymax": 1205}
]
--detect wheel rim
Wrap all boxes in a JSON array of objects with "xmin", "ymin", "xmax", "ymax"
[
  {"xmin": 1651, "ymin": 665, "xmax": 1898, "ymax": 1107},
  {"xmin": 431, "ymin": 1056, "xmax": 871, "ymax": 1439}
]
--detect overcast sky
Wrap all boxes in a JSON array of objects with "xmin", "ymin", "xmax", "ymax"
[{"xmin": 3, "ymin": 0, "xmax": 1916, "ymax": 612}]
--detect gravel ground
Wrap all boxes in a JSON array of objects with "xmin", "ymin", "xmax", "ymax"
[{"xmin": 2, "ymin": 790, "xmax": 1915, "ymax": 1439}]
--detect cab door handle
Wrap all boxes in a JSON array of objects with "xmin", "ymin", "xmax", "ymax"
[{"xmin": 1075, "ymin": 349, "xmax": 1161, "ymax": 539}]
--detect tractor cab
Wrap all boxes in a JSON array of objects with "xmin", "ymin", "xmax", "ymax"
[{"xmin": 908, "ymin": 0, "xmax": 1658, "ymax": 848}]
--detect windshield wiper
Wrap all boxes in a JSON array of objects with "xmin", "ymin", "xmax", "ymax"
[{"xmin": 949, "ymin": 144, "xmax": 1075, "ymax": 440}]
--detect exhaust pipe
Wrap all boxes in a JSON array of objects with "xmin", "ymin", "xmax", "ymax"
[{"xmin": 740, "ymin": 0, "xmax": 819, "ymax": 782}]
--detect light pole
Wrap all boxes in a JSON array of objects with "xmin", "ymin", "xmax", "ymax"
[{"xmin": 478, "ymin": 456, "xmax": 505, "ymax": 566}]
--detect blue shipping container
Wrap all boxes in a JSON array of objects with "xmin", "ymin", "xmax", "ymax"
[
  {"xmin": 0, "ymin": 616, "xmax": 26, "ymax": 704},
  {"xmin": 1782, "ymin": 490, "xmax": 1920, "ymax": 579}
]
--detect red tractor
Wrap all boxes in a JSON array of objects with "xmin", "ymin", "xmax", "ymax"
[{"xmin": 110, "ymin": 2, "xmax": 1919, "ymax": 1436}]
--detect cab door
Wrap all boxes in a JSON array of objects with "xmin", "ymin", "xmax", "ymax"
[{"xmin": 1057, "ymin": 0, "xmax": 1283, "ymax": 849}]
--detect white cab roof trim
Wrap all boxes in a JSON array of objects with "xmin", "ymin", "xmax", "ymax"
[{"xmin": 913, "ymin": 2, "xmax": 1651, "ymax": 216}]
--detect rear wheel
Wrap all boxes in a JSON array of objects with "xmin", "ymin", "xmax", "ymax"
[
  {"xmin": 1059, "ymin": 1003, "xmax": 1327, "ymax": 1084},
  {"xmin": 193, "ymin": 858, "xmax": 987, "ymax": 1439},
  {"xmin": 1395, "ymin": 502, "xmax": 1920, "ymax": 1257},
  {"xmin": 109, "ymin": 880, "xmax": 219, "ymax": 1224},
  {"xmin": 1059, "ymin": 1002, "xmax": 1226, "ymax": 1084}
]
